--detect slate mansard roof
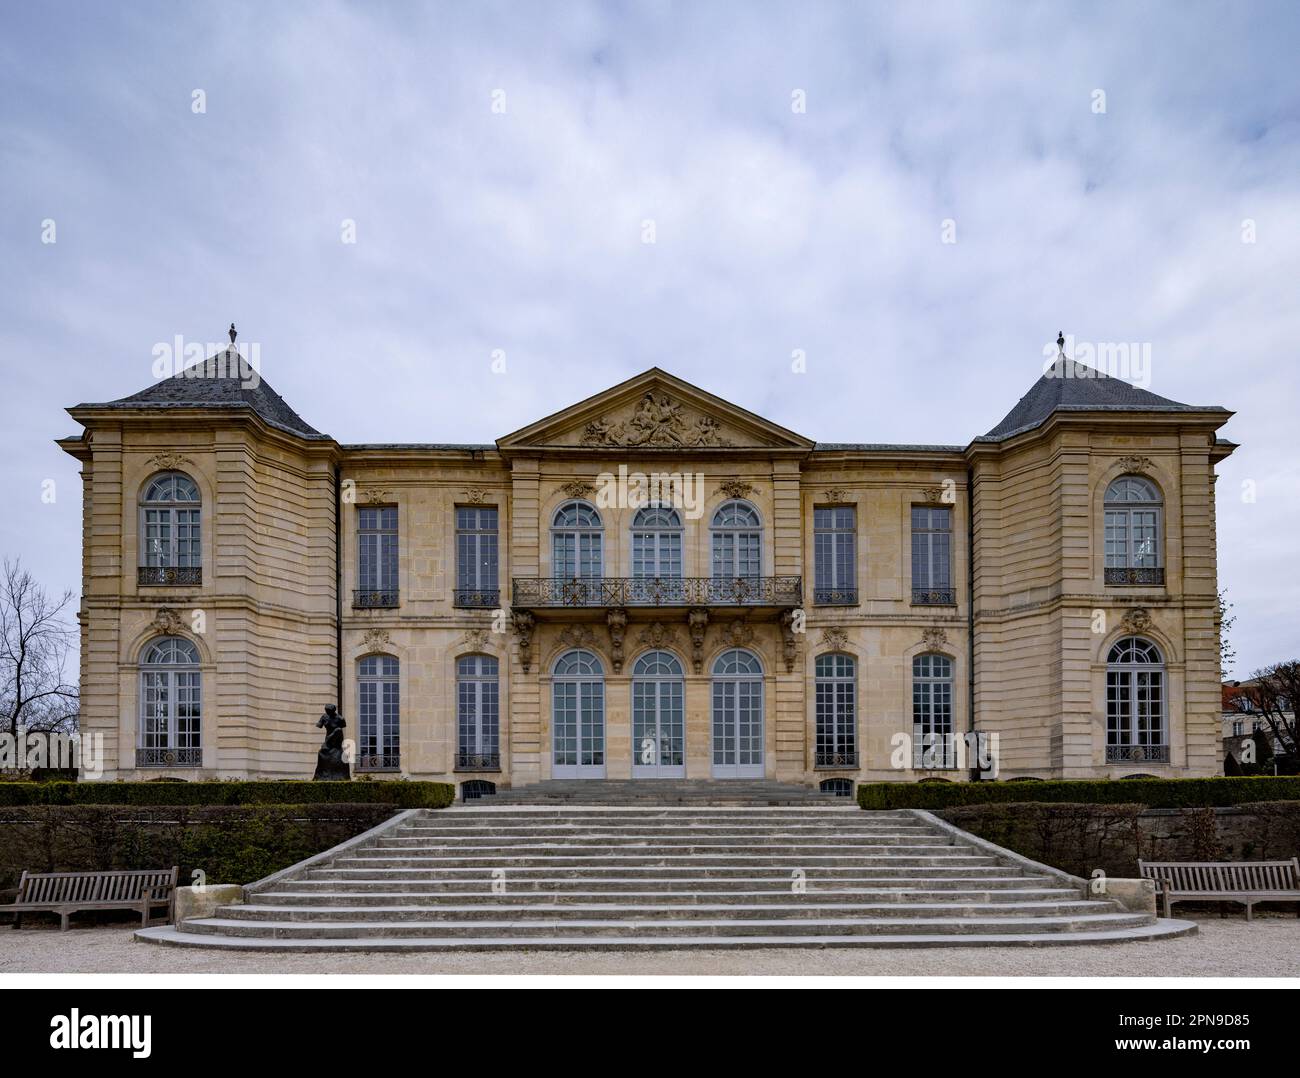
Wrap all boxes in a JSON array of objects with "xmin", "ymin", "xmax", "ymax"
[
  {"xmin": 68, "ymin": 349, "xmax": 1230, "ymax": 451},
  {"xmin": 979, "ymin": 357, "xmax": 1230, "ymax": 442},
  {"xmin": 74, "ymin": 346, "xmax": 327, "ymax": 440}
]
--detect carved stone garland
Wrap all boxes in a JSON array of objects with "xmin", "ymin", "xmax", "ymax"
[
  {"xmin": 819, "ymin": 627, "xmax": 849, "ymax": 651},
  {"xmin": 511, "ymin": 611, "xmax": 536, "ymax": 673},
  {"xmin": 920, "ymin": 627, "xmax": 948, "ymax": 651},
  {"xmin": 1122, "ymin": 608, "xmax": 1152, "ymax": 635},
  {"xmin": 688, "ymin": 608, "xmax": 710, "ymax": 674},
  {"xmin": 559, "ymin": 480, "xmax": 597, "ymax": 499},
  {"xmin": 779, "ymin": 610, "xmax": 799, "ymax": 673},
  {"xmin": 359, "ymin": 628, "xmax": 393, "ymax": 652},
  {"xmin": 716, "ymin": 479, "xmax": 756, "ymax": 500},
  {"xmin": 605, "ymin": 608, "xmax": 629, "ymax": 673}
]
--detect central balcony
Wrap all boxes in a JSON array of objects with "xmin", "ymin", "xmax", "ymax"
[{"xmin": 512, "ymin": 575, "xmax": 802, "ymax": 611}]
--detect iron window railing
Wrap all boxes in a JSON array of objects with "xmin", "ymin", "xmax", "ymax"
[
  {"xmin": 453, "ymin": 588, "xmax": 500, "ymax": 609},
  {"xmin": 911, "ymin": 587, "xmax": 956, "ymax": 605},
  {"xmin": 1106, "ymin": 744, "xmax": 1170, "ymax": 764},
  {"xmin": 353, "ymin": 588, "xmax": 399, "ymax": 609},
  {"xmin": 455, "ymin": 752, "xmax": 502, "ymax": 771},
  {"xmin": 1104, "ymin": 567, "xmax": 1165, "ymax": 586},
  {"xmin": 138, "ymin": 567, "xmax": 202, "ymax": 586},
  {"xmin": 512, "ymin": 576, "xmax": 802, "ymax": 608},
  {"xmin": 813, "ymin": 587, "xmax": 858, "ymax": 606},
  {"xmin": 815, "ymin": 750, "xmax": 859, "ymax": 769},
  {"xmin": 135, "ymin": 747, "xmax": 201, "ymax": 767},
  {"xmin": 356, "ymin": 752, "xmax": 401, "ymax": 772}
]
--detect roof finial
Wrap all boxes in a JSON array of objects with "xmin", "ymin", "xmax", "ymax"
[
  {"xmin": 228, "ymin": 322, "xmax": 237, "ymax": 345},
  {"xmin": 1056, "ymin": 331, "xmax": 1065, "ymax": 358}
]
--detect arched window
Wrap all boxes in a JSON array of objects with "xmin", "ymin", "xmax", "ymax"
[
  {"xmin": 1104, "ymin": 476, "xmax": 1163, "ymax": 585},
  {"xmin": 139, "ymin": 472, "xmax": 201, "ymax": 585},
  {"xmin": 1106, "ymin": 637, "xmax": 1167, "ymax": 763},
  {"xmin": 552, "ymin": 649, "xmax": 605, "ymax": 778},
  {"xmin": 819, "ymin": 777, "xmax": 853, "ymax": 797},
  {"xmin": 138, "ymin": 636, "xmax": 201, "ymax": 767},
  {"xmin": 357, "ymin": 655, "xmax": 400, "ymax": 771},
  {"xmin": 815, "ymin": 653, "xmax": 857, "ymax": 768},
  {"xmin": 711, "ymin": 501, "xmax": 762, "ymax": 604},
  {"xmin": 457, "ymin": 655, "xmax": 500, "ymax": 771},
  {"xmin": 711, "ymin": 647, "xmax": 764, "ymax": 778},
  {"xmin": 552, "ymin": 501, "xmax": 603, "ymax": 583},
  {"xmin": 632, "ymin": 506, "xmax": 683, "ymax": 579},
  {"xmin": 912, "ymin": 653, "xmax": 954, "ymax": 769},
  {"xmin": 632, "ymin": 650, "xmax": 685, "ymax": 777}
]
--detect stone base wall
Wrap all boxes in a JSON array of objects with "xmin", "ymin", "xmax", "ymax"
[{"xmin": 939, "ymin": 801, "xmax": 1300, "ymax": 879}]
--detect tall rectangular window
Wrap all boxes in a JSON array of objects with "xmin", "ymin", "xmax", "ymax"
[
  {"xmin": 814, "ymin": 507, "xmax": 857, "ymax": 604},
  {"xmin": 911, "ymin": 506, "xmax": 952, "ymax": 604},
  {"xmin": 356, "ymin": 506, "xmax": 398, "ymax": 608},
  {"xmin": 456, "ymin": 507, "xmax": 499, "ymax": 608},
  {"xmin": 358, "ymin": 655, "xmax": 400, "ymax": 771},
  {"xmin": 457, "ymin": 655, "xmax": 500, "ymax": 770}
]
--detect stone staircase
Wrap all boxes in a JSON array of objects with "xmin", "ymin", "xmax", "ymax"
[
  {"xmin": 480, "ymin": 779, "xmax": 847, "ymax": 805},
  {"xmin": 138, "ymin": 803, "xmax": 1196, "ymax": 951}
]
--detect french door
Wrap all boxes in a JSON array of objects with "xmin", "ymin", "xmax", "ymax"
[
  {"xmin": 631, "ymin": 651, "xmax": 685, "ymax": 778},
  {"xmin": 551, "ymin": 650, "xmax": 605, "ymax": 778},
  {"xmin": 711, "ymin": 648, "xmax": 765, "ymax": 778}
]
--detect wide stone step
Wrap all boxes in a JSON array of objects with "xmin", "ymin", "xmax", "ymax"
[
  {"xmin": 256, "ymin": 886, "xmax": 1080, "ymax": 905},
  {"xmin": 279, "ymin": 874, "xmax": 1066, "ymax": 893},
  {"xmin": 380, "ymin": 833, "xmax": 949, "ymax": 847},
  {"xmin": 141, "ymin": 918, "xmax": 1198, "ymax": 951},
  {"xmin": 178, "ymin": 911, "xmax": 1158, "ymax": 939},
  {"xmin": 328, "ymin": 853, "xmax": 998, "ymax": 869},
  {"xmin": 307, "ymin": 863, "xmax": 1015, "ymax": 880},
  {"xmin": 218, "ymin": 899, "xmax": 1111, "ymax": 922},
  {"xmin": 362, "ymin": 838, "xmax": 957, "ymax": 853}
]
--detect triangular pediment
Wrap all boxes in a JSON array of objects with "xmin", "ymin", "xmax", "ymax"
[{"xmin": 497, "ymin": 368, "xmax": 814, "ymax": 452}]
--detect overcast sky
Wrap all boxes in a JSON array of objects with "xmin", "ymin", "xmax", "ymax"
[{"xmin": 2, "ymin": 1, "xmax": 1297, "ymax": 675}]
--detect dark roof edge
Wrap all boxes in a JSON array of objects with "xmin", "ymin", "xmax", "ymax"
[
  {"xmin": 68, "ymin": 400, "xmax": 334, "ymax": 441},
  {"xmin": 971, "ymin": 404, "xmax": 1232, "ymax": 445}
]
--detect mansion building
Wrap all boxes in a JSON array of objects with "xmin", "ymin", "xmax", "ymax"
[{"xmin": 58, "ymin": 348, "xmax": 1235, "ymax": 792}]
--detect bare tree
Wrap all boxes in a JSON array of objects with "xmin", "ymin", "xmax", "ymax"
[
  {"xmin": 1227, "ymin": 661, "xmax": 1299, "ymax": 762},
  {"xmin": 0, "ymin": 559, "xmax": 79, "ymax": 739},
  {"xmin": 1217, "ymin": 588, "xmax": 1236, "ymax": 676}
]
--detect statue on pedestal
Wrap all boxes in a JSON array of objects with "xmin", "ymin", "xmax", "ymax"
[{"xmin": 312, "ymin": 704, "xmax": 350, "ymax": 781}]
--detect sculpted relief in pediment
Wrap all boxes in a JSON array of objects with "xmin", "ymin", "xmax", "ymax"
[{"xmin": 579, "ymin": 393, "xmax": 732, "ymax": 448}]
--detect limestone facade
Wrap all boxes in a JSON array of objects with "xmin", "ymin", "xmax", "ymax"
[{"xmin": 59, "ymin": 362, "xmax": 1235, "ymax": 789}]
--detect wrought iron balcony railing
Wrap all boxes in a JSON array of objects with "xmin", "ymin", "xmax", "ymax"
[
  {"xmin": 1105, "ymin": 566, "xmax": 1165, "ymax": 586},
  {"xmin": 456, "ymin": 751, "xmax": 502, "ymax": 772},
  {"xmin": 1106, "ymin": 743, "xmax": 1170, "ymax": 764},
  {"xmin": 815, "ymin": 749, "xmax": 859, "ymax": 769},
  {"xmin": 138, "ymin": 566, "xmax": 202, "ymax": 586},
  {"xmin": 813, "ymin": 587, "xmax": 858, "ymax": 606},
  {"xmin": 135, "ymin": 747, "xmax": 201, "ymax": 767},
  {"xmin": 355, "ymin": 751, "xmax": 401, "ymax": 772},
  {"xmin": 353, "ymin": 588, "xmax": 399, "ymax": 609},
  {"xmin": 453, "ymin": 588, "xmax": 500, "ymax": 609},
  {"xmin": 512, "ymin": 576, "xmax": 803, "ymax": 609},
  {"xmin": 911, "ymin": 586, "xmax": 956, "ymax": 605}
]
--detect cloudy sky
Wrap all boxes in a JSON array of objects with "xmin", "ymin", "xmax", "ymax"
[{"xmin": 1, "ymin": 1, "xmax": 1296, "ymax": 674}]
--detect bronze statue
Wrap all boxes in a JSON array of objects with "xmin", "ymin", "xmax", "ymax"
[{"xmin": 312, "ymin": 704, "xmax": 350, "ymax": 780}]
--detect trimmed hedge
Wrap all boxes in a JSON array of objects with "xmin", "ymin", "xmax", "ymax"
[
  {"xmin": 858, "ymin": 775, "xmax": 1300, "ymax": 811},
  {"xmin": 0, "ymin": 804, "xmax": 399, "ymax": 892},
  {"xmin": 0, "ymin": 780, "xmax": 455, "ymax": 808}
]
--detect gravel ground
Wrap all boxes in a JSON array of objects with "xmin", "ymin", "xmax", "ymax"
[{"xmin": 2, "ymin": 915, "xmax": 1299, "ymax": 977}]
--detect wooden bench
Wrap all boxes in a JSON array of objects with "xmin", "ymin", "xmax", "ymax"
[
  {"xmin": 3, "ymin": 868, "xmax": 179, "ymax": 931},
  {"xmin": 1139, "ymin": 859, "xmax": 1300, "ymax": 920}
]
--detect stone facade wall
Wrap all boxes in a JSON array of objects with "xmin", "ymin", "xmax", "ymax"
[{"xmin": 61, "ymin": 373, "xmax": 1231, "ymax": 787}]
